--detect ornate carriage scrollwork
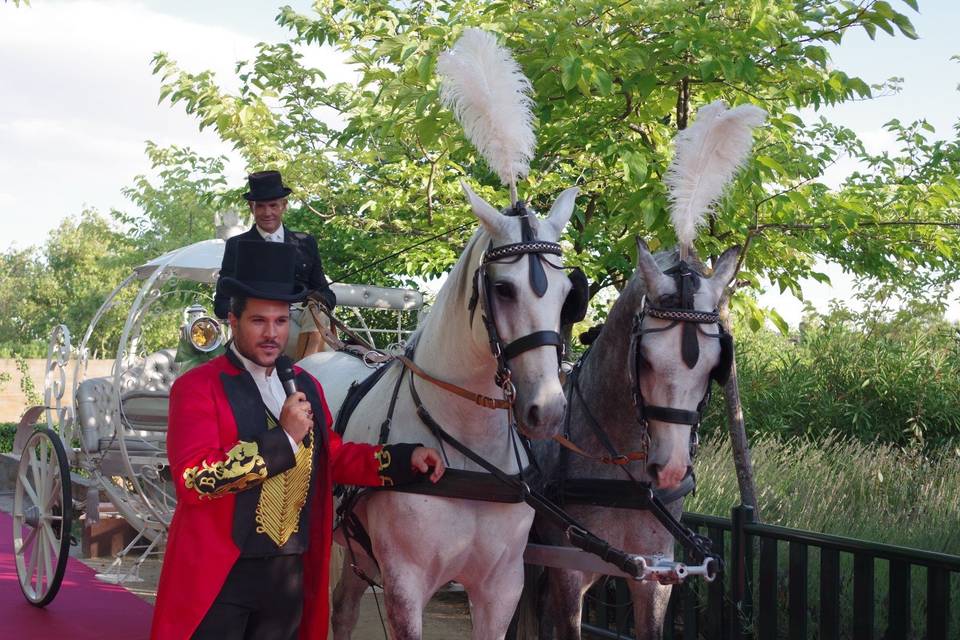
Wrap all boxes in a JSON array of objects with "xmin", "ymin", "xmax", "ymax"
[{"xmin": 43, "ymin": 324, "xmax": 74, "ymax": 442}]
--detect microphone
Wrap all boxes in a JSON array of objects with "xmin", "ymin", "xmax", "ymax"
[
  {"xmin": 275, "ymin": 355, "xmax": 298, "ymax": 397},
  {"xmin": 276, "ymin": 354, "xmax": 311, "ymax": 447}
]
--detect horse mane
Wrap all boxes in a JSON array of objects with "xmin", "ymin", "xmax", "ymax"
[{"xmin": 409, "ymin": 227, "xmax": 489, "ymax": 347}]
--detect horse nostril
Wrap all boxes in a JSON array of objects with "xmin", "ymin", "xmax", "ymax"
[
  {"xmin": 646, "ymin": 464, "xmax": 662, "ymax": 482},
  {"xmin": 526, "ymin": 404, "xmax": 541, "ymax": 427}
]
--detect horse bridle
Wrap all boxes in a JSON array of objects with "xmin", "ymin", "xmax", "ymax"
[
  {"xmin": 468, "ymin": 201, "xmax": 569, "ymax": 398},
  {"xmin": 628, "ymin": 261, "xmax": 734, "ymax": 457}
]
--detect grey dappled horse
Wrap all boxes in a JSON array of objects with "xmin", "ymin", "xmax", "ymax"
[{"xmin": 528, "ymin": 240, "xmax": 739, "ymax": 639}]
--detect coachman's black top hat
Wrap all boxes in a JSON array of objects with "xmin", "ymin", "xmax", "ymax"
[
  {"xmin": 219, "ymin": 241, "xmax": 307, "ymax": 303},
  {"xmin": 244, "ymin": 170, "xmax": 293, "ymax": 202}
]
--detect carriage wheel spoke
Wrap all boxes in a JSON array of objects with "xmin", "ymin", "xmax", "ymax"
[
  {"xmin": 34, "ymin": 441, "xmax": 46, "ymax": 501},
  {"xmin": 40, "ymin": 439, "xmax": 54, "ymax": 505},
  {"xmin": 18, "ymin": 524, "xmax": 38, "ymax": 555},
  {"xmin": 43, "ymin": 470, "xmax": 63, "ymax": 513},
  {"xmin": 42, "ymin": 520, "xmax": 61, "ymax": 558},
  {"xmin": 27, "ymin": 448, "xmax": 43, "ymax": 501},
  {"xmin": 41, "ymin": 525, "xmax": 54, "ymax": 591},
  {"xmin": 18, "ymin": 471, "xmax": 40, "ymax": 507},
  {"xmin": 26, "ymin": 529, "xmax": 40, "ymax": 592}
]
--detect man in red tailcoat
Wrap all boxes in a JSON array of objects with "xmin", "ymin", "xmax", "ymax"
[{"xmin": 151, "ymin": 240, "xmax": 444, "ymax": 639}]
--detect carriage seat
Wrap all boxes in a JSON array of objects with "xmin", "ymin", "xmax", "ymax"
[{"xmin": 77, "ymin": 349, "xmax": 181, "ymax": 452}]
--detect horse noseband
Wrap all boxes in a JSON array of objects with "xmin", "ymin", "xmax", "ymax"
[{"xmin": 628, "ymin": 261, "xmax": 736, "ymax": 437}]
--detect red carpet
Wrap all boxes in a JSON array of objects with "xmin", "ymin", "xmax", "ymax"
[{"xmin": 1, "ymin": 510, "xmax": 153, "ymax": 639}]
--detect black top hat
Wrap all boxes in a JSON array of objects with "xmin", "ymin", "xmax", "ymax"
[
  {"xmin": 244, "ymin": 170, "xmax": 293, "ymax": 201},
  {"xmin": 219, "ymin": 241, "xmax": 307, "ymax": 303}
]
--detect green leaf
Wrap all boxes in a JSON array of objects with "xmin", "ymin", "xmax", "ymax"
[
  {"xmin": 891, "ymin": 12, "xmax": 919, "ymax": 39},
  {"xmin": 561, "ymin": 57, "xmax": 582, "ymax": 91},
  {"xmin": 642, "ymin": 202, "xmax": 658, "ymax": 229},
  {"xmin": 417, "ymin": 54, "xmax": 435, "ymax": 84},
  {"xmin": 699, "ymin": 58, "xmax": 720, "ymax": 81},
  {"xmin": 804, "ymin": 46, "xmax": 828, "ymax": 67},
  {"xmin": 593, "ymin": 68, "xmax": 614, "ymax": 96},
  {"xmin": 621, "ymin": 151, "xmax": 648, "ymax": 183},
  {"xmin": 416, "ymin": 117, "xmax": 440, "ymax": 147},
  {"xmin": 633, "ymin": 74, "xmax": 658, "ymax": 99},
  {"xmin": 756, "ymin": 155, "xmax": 787, "ymax": 176},
  {"xmin": 768, "ymin": 309, "xmax": 790, "ymax": 336}
]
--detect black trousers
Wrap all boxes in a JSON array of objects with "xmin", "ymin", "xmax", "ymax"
[{"xmin": 192, "ymin": 554, "xmax": 304, "ymax": 640}]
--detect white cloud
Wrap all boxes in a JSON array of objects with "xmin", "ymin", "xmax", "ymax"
[{"xmin": 0, "ymin": 0, "xmax": 352, "ymax": 251}]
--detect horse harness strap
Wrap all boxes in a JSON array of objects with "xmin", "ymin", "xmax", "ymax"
[
  {"xmin": 553, "ymin": 473, "xmax": 697, "ymax": 509},
  {"xmin": 394, "ymin": 355, "xmax": 512, "ymax": 410},
  {"xmin": 405, "ymin": 370, "xmax": 720, "ymax": 571},
  {"xmin": 551, "ymin": 434, "xmax": 646, "ymax": 466},
  {"xmin": 554, "ymin": 354, "xmax": 648, "ymax": 468}
]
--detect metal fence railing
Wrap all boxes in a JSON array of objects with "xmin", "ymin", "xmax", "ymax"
[{"xmin": 582, "ymin": 505, "xmax": 960, "ymax": 639}]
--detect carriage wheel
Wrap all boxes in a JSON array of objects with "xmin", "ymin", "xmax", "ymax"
[{"xmin": 13, "ymin": 428, "xmax": 73, "ymax": 607}]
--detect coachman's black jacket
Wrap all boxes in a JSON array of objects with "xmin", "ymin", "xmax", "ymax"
[{"xmin": 214, "ymin": 225, "xmax": 337, "ymax": 319}]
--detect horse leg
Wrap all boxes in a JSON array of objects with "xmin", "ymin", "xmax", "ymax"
[
  {"xmin": 541, "ymin": 568, "xmax": 595, "ymax": 640},
  {"xmin": 331, "ymin": 550, "xmax": 380, "ymax": 640},
  {"xmin": 462, "ymin": 555, "xmax": 526, "ymax": 640},
  {"xmin": 627, "ymin": 581, "xmax": 673, "ymax": 640},
  {"xmin": 378, "ymin": 560, "xmax": 432, "ymax": 640}
]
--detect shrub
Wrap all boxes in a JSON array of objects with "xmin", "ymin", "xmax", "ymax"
[
  {"xmin": 0, "ymin": 423, "xmax": 16, "ymax": 453},
  {"xmin": 701, "ymin": 305, "xmax": 960, "ymax": 450}
]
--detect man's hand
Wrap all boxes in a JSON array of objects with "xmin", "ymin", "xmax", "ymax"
[
  {"xmin": 279, "ymin": 392, "xmax": 313, "ymax": 444},
  {"xmin": 411, "ymin": 447, "xmax": 445, "ymax": 483}
]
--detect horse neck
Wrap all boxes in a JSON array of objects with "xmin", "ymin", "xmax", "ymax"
[
  {"xmin": 410, "ymin": 230, "xmax": 509, "ymax": 440},
  {"xmin": 571, "ymin": 272, "xmax": 649, "ymax": 454}
]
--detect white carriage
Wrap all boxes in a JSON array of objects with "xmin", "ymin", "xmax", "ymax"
[{"xmin": 10, "ymin": 238, "xmax": 423, "ymax": 606}]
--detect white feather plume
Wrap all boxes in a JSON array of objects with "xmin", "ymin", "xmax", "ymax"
[
  {"xmin": 437, "ymin": 28, "xmax": 535, "ymax": 190},
  {"xmin": 664, "ymin": 100, "xmax": 767, "ymax": 249}
]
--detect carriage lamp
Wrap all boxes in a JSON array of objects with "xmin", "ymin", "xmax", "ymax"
[
  {"xmin": 189, "ymin": 317, "xmax": 222, "ymax": 352},
  {"xmin": 183, "ymin": 304, "xmax": 223, "ymax": 353}
]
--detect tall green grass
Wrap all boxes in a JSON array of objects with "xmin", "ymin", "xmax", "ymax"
[
  {"xmin": 688, "ymin": 434, "xmax": 960, "ymax": 554},
  {"xmin": 679, "ymin": 436, "xmax": 960, "ymax": 639},
  {"xmin": 701, "ymin": 307, "xmax": 960, "ymax": 450}
]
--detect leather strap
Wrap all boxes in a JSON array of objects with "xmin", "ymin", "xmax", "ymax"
[
  {"xmin": 308, "ymin": 302, "xmax": 512, "ymax": 411},
  {"xmin": 395, "ymin": 355, "xmax": 512, "ymax": 410},
  {"xmin": 502, "ymin": 330, "xmax": 563, "ymax": 361},
  {"xmin": 643, "ymin": 405, "xmax": 701, "ymax": 426},
  {"xmin": 551, "ymin": 434, "xmax": 646, "ymax": 466},
  {"xmin": 406, "ymin": 372, "xmax": 719, "ymax": 571}
]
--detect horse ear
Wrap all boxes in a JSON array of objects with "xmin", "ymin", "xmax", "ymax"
[
  {"xmin": 460, "ymin": 180, "xmax": 507, "ymax": 235},
  {"xmin": 543, "ymin": 186, "xmax": 579, "ymax": 239},
  {"xmin": 635, "ymin": 237, "xmax": 674, "ymax": 296},
  {"xmin": 709, "ymin": 245, "xmax": 741, "ymax": 296}
]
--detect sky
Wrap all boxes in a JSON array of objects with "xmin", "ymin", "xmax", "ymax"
[{"xmin": 1, "ymin": 0, "xmax": 958, "ymax": 324}]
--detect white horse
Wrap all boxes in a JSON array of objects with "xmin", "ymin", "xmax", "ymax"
[{"xmin": 300, "ymin": 183, "xmax": 579, "ymax": 639}]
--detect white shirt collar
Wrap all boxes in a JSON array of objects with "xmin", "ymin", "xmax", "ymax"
[
  {"xmin": 256, "ymin": 225, "xmax": 284, "ymax": 243},
  {"xmin": 230, "ymin": 343, "xmax": 285, "ymax": 415},
  {"xmin": 230, "ymin": 343, "xmax": 301, "ymax": 452}
]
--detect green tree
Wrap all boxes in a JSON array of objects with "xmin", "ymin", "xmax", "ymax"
[
  {"xmin": 0, "ymin": 211, "xmax": 139, "ymax": 358},
  {"xmin": 150, "ymin": 0, "xmax": 959, "ymax": 314},
  {"xmin": 118, "ymin": 142, "xmax": 232, "ymax": 258}
]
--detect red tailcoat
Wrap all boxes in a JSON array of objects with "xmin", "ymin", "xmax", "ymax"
[{"xmin": 151, "ymin": 354, "xmax": 384, "ymax": 639}]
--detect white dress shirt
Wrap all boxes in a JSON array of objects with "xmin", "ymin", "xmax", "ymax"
[
  {"xmin": 230, "ymin": 343, "xmax": 300, "ymax": 453},
  {"xmin": 256, "ymin": 225, "xmax": 285, "ymax": 243}
]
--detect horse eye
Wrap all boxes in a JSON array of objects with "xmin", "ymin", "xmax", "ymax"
[{"xmin": 493, "ymin": 281, "xmax": 517, "ymax": 300}]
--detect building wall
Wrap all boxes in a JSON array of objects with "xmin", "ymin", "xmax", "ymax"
[{"xmin": 0, "ymin": 359, "xmax": 114, "ymax": 423}]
